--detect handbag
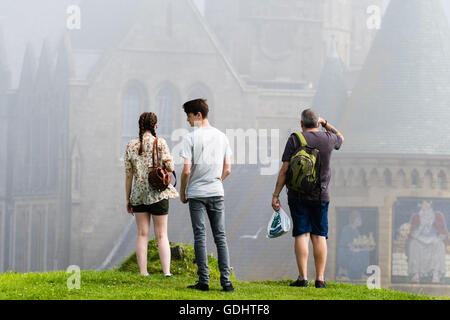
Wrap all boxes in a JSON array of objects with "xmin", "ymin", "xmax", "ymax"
[{"xmin": 147, "ymin": 137, "xmax": 177, "ymax": 192}]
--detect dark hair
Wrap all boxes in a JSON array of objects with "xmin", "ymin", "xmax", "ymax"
[
  {"xmin": 182, "ymin": 98, "xmax": 209, "ymax": 118},
  {"xmin": 301, "ymin": 108, "xmax": 319, "ymax": 129},
  {"xmin": 138, "ymin": 112, "xmax": 157, "ymax": 156}
]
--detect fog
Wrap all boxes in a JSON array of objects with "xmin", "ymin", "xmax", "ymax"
[{"xmin": 1, "ymin": 0, "xmax": 450, "ymax": 297}]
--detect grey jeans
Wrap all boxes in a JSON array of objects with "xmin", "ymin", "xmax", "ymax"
[{"xmin": 188, "ymin": 196, "xmax": 231, "ymax": 286}]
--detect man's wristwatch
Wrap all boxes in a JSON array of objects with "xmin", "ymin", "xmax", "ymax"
[
  {"xmin": 273, "ymin": 193, "xmax": 280, "ymax": 198},
  {"xmin": 322, "ymin": 120, "xmax": 328, "ymax": 128}
]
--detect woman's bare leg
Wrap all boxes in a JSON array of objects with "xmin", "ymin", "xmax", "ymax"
[
  {"xmin": 152, "ymin": 214, "xmax": 171, "ymax": 275},
  {"xmin": 135, "ymin": 212, "xmax": 151, "ymax": 275}
]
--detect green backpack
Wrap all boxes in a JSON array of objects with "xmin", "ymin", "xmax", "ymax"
[{"xmin": 286, "ymin": 133, "xmax": 321, "ymax": 196}]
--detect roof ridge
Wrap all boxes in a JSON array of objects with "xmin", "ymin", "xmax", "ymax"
[{"xmin": 185, "ymin": 0, "xmax": 248, "ymax": 91}]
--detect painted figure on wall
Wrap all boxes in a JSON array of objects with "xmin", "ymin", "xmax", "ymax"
[
  {"xmin": 337, "ymin": 209, "xmax": 376, "ymax": 281},
  {"xmin": 407, "ymin": 201, "xmax": 449, "ymax": 283}
]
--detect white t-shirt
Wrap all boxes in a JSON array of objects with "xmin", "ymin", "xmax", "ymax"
[{"xmin": 179, "ymin": 126, "xmax": 232, "ymax": 198}]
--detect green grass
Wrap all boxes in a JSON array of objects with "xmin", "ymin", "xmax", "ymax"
[
  {"xmin": 0, "ymin": 271, "xmax": 441, "ymax": 300},
  {"xmin": 0, "ymin": 239, "xmax": 444, "ymax": 300}
]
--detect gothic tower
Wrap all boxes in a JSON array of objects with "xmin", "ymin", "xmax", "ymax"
[
  {"xmin": 205, "ymin": 0, "xmax": 382, "ymax": 89},
  {"xmin": 323, "ymin": 0, "xmax": 352, "ymax": 67},
  {"xmin": 205, "ymin": 0, "xmax": 326, "ymax": 88}
]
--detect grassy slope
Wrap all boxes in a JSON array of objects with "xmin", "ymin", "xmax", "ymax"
[
  {"xmin": 0, "ymin": 240, "xmax": 444, "ymax": 300},
  {"xmin": 0, "ymin": 270, "xmax": 439, "ymax": 300}
]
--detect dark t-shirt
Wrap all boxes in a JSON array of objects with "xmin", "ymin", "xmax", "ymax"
[{"xmin": 282, "ymin": 131, "xmax": 342, "ymax": 202}]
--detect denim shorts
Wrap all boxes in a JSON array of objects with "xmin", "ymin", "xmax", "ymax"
[{"xmin": 287, "ymin": 195, "xmax": 329, "ymax": 239}]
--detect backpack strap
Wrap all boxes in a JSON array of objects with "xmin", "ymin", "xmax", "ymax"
[{"xmin": 294, "ymin": 132, "xmax": 308, "ymax": 147}]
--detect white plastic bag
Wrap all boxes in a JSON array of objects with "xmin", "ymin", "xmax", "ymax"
[{"xmin": 267, "ymin": 207, "xmax": 291, "ymax": 238}]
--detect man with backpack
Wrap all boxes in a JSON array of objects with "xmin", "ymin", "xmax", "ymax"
[{"xmin": 272, "ymin": 108, "xmax": 344, "ymax": 288}]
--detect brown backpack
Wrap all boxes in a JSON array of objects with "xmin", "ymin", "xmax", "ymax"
[{"xmin": 148, "ymin": 137, "xmax": 177, "ymax": 192}]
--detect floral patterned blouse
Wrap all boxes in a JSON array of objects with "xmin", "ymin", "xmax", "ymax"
[{"xmin": 124, "ymin": 132, "xmax": 179, "ymax": 206}]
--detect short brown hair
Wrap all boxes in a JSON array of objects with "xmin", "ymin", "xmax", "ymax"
[{"xmin": 182, "ymin": 99, "xmax": 209, "ymax": 118}]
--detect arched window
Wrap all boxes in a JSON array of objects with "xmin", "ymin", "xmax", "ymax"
[
  {"xmin": 424, "ymin": 170, "xmax": 433, "ymax": 189},
  {"xmin": 411, "ymin": 169, "xmax": 420, "ymax": 187},
  {"xmin": 396, "ymin": 169, "xmax": 407, "ymax": 188},
  {"xmin": 437, "ymin": 171, "xmax": 447, "ymax": 190},
  {"xmin": 347, "ymin": 169, "xmax": 355, "ymax": 187},
  {"xmin": 188, "ymin": 85, "xmax": 213, "ymax": 103},
  {"xmin": 369, "ymin": 168, "xmax": 379, "ymax": 187},
  {"xmin": 122, "ymin": 80, "xmax": 147, "ymax": 153},
  {"xmin": 384, "ymin": 169, "xmax": 392, "ymax": 187},
  {"xmin": 357, "ymin": 169, "xmax": 367, "ymax": 187},
  {"xmin": 156, "ymin": 86, "xmax": 178, "ymax": 137}
]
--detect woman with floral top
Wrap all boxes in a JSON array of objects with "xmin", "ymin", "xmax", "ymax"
[{"xmin": 124, "ymin": 112, "xmax": 179, "ymax": 277}]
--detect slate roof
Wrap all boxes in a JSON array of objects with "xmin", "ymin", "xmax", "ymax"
[
  {"xmin": 339, "ymin": 0, "xmax": 450, "ymax": 155},
  {"xmin": 66, "ymin": 0, "xmax": 142, "ymax": 80},
  {"xmin": 69, "ymin": 0, "xmax": 143, "ymax": 51}
]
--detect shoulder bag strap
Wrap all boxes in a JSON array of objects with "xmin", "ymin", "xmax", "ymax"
[
  {"xmin": 172, "ymin": 171, "xmax": 177, "ymax": 187},
  {"xmin": 152, "ymin": 137, "xmax": 159, "ymax": 168}
]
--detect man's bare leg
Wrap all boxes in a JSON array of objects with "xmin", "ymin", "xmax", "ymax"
[
  {"xmin": 311, "ymin": 234, "xmax": 327, "ymax": 280},
  {"xmin": 294, "ymin": 233, "xmax": 310, "ymax": 279}
]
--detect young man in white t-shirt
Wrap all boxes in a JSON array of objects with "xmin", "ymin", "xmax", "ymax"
[{"xmin": 179, "ymin": 99, "xmax": 234, "ymax": 292}]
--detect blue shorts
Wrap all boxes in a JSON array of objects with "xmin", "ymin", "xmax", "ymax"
[{"xmin": 287, "ymin": 195, "xmax": 329, "ymax": 239}]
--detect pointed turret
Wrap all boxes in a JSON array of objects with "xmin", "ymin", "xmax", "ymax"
[
  {"xmin": 312, "ymin": 39, "xmax": 348, "ymax": 125},
  {"xmin": 29, "ymin": 39, "xmax": 53, "ymax": 192},
  {"xmin": 340, "ymin": 0, "xmax": 450, "ymax": 155},
  {"xmin": 0, "ymin": 24, "xmax": 11, "ymax": 91},
  {"xmin": 9, "ymin": 43, "xmax": 37, "ymax": 194},
  {"xmin": 17, "ymin": 43, "xmax": 36, "ymax": 95},
  {"xmin": 15, "ymin": 42, "xmax": 37, "ymax": 116},
  {"xmin": 54, "ymin": 32, "xmax": 74, "ymax": 84},
  {"xmin": 34, "ymin": 39, "xmax": 53, "ymax": 92}
]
